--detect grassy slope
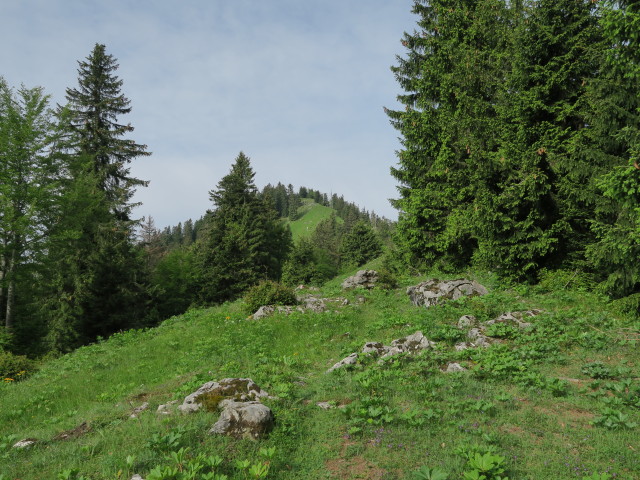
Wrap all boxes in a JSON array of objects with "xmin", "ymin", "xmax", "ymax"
[
  {"xmin": 287, "ymin": 199, "xmax": 339, "ymax": 241},
  {"xmin": 1, "ymin": 270, "xmax": 639, "ymax": 480}
]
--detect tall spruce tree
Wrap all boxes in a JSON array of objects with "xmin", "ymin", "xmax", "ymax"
[
  {"xmin": 44, "ymin": 44, "xmax": 151, "ymax": 350},
  {"xmin": 388, "ymin": 0, "xmax": 511, "ymax": 271},
  {"xmin": 196, "ymin": 152, "xmax": 291, "ymax": 304},
  {"xmin": 473, "ymin": 0, "xmax": 603, "ymax": 280},
  {"xmin": 586, "ymin": 0, "xmax": 640, "ymax": 296},
  {"xmin": 64, "ymin": 43, "xmax": 150, "ymax": 218}
]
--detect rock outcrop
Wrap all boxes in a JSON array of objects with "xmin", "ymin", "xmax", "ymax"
[
  {"xmin": 341, "ymin": 270, "xmax": 379, "ymax": 290},
  {"xmin": 407, "ymin": 279, "xmax": 488, "ymax": 307},
  {"xmin": 327, "ymin": 331, "xmax": 435, "ymax": 372},
  {"xmin": 209, "ymin": 400, "xmax": 274, "ymax": 440},
  {"xmin": 178, "ymin": 378, "xmax": 270, "ymax": 414}
]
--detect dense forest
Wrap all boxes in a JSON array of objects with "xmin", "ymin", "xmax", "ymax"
[
  {"xmin": 1, "ymin": 0, "xmax": 639, "ymax": 363},
  {"xmin": 387, "ymin": 0, "xmax": 640, "ymax": 292}
]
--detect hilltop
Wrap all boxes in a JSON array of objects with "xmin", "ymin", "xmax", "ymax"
[{"xmin": 1, "ymin": 266, "xmax": 639, "ymax": 479}]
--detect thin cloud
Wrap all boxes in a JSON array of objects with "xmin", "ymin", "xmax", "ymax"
[{"xmin": 1, "ymin": 0, "xmax": 414, "ymax": 228}]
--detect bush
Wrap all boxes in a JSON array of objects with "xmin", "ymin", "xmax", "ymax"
[
  {"xmin": 0, "ymin": 351, "xmax": 35, "ymax": 381},
  {"xmin": 243, "ymin": 281, "xmax": 298, "ymax": 314}
]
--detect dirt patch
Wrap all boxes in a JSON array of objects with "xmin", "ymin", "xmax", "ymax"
[
  {"xmin": 325, "ymin": 456, "xmax": 387, "ymax": 480},
  {"xmin": 53, "ymin": 421, "xmax": 91, "ymax": 441}
]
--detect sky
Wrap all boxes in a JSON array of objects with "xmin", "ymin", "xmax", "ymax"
[{"xmin": 0, "ymin": 1, "xmax": 416, "ymax": 229}]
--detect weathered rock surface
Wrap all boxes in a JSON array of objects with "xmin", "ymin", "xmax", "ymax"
[
  {"xmin": 251, "ymin": 295, "xmax": 349, "ymax": 319},
  {"xmin": 445, "ymin": 362, "xmax": 467, "ymax": 373},
  {"xmin": 327, "ymin": 331, "xmax": 435, "ymax": 372},
  {"xmin": 483, "ymin": 310, "xmax": 541, "ymax": 329},
  {"xmin": 341, "ymin": 270, "xmax": 379, "ymax": 290},
  {"xmin": 209, "ymin": 400, "xmax": 274, "ymax": 440},
  {"xmin": 457, "ymin": 315, "xmax": 478, "ymax": 329},
  {"xmin": 179, "ymin": 378, "xmax": 270, "ymax": 414},
  {"xmin": 130, "ymin": 402, "xmax": 149, "ymax": 419},
  {"xmin": 13, "ymin": 438, "xmax": 38, "ymax": 449},
  {"xmin": 407, "ymin": 279, "xmax": 488, "ymax": 307},
  {"xmin": 157, "ymin": 400, "xmax": 179, "ymax": 415}
]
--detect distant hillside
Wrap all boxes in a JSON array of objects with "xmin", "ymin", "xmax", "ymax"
[{"xmin": 287, "ymin": 198, "xmax": 342, "ymax": 241}]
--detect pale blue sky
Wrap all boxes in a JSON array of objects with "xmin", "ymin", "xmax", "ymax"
[{"xmin": 1, "ymin": 1, "xmax": 415, "ymax": 228}]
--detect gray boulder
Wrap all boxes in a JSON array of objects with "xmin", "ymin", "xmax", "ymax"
[
  {"xmin": 327, "ymin": 353, "xmax": 359, "ymax": 373},
  {"xmin": 178, "ymin": 378, "xmax": 270, "ymax": 414},
  {"xmin": 327, "ymin": 331, "xmax": 435, "ymax": 372},
  {"xmin": 13, "ymin": 438, "xmax": 37, "ymax": 449},
  {"xmin": 407, "ymin": 279, "xmax": 488, "ymax": 307},
  {"xmin": 445, "ymin": 362, "xmax": 467, "ymax": 373},
  {"xmin": 483, "ymin": 310, "xmax": 541, "ymax": 329},
  {"xmin": 209, "ymin": 400, "xmax": 274, "ymax": 440},
  {"xmin": 341, "ymin": 270, "xmax": 379, "ymax": 290}
]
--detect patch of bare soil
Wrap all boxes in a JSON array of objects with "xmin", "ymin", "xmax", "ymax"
[{"xmin": 53, "ymin": 421, "xmax": 91, "ymax": 441}]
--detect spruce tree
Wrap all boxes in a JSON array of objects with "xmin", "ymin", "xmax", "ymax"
[
  {"xmin": 63, "ymin": 43, "xmax": 150, "ymax": 219},
  {"xmin": 388, "ymin": 0, "xmax": 511, "ymax": 271},
  {"xmin": 196, "ymin": 152, "xmax": 291, "ymax": 304},
  {"xmin": 586, "ymin": 0, "xmax": 640, "ymax": 296},
  {"xmin": 44, "ymin": 44, "xmax": 151, "ymax": 350}
]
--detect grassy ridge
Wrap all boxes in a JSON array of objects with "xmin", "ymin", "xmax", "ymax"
[
  {"xmin": 1, "ymin": 271, "xmax": 639, "ymax": 479},
  {"xmin": 287, "ymin": 199, "xmax": 339, "ymax": 241}
]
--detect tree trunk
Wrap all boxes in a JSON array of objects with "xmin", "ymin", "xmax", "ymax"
[{"xmin": 4, "ymin": 247, "xmax": 16, "ymax": 330}]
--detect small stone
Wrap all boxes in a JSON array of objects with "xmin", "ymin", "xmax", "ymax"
[
  {"xmin": 316, "ymin": 401, "xmax": 334, "ymax": 410},
  {"xmin": 131, "ymin": 475, "xmax": 144, "ymax": 480},
  {"xmin": 445, "ymin": 363, "xmax": 467, "ymax": 373},
  {"xmin": 13, "ymin": 438, "xmax": 38, "ymax": 449},
  {"xmin": 457, "ymin": 315, "xmax": 477, "ymax": 329},
  {"xmin": 130, "ymin": 402, "xmax": 149, "ymax": 418},
  {"xmin": 327, "ymin": 353, "xmax": 358, "ymax": 373}
]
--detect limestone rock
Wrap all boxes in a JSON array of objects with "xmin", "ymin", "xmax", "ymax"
[
  {"xmin": 13, "ymin": 438, "xmax": 37, "ymax": 449},
  {"xmin": 457, "ymin": 315, "xmax": 478, "ymax": 329},
  {"xmin": 179, "ymin": 378, "xmax": 270, "ymax": 414},
  {"xmin": 467, "ymin": 328, "xmax": 492, "ymax": 348},
  {"xmin": 327, "ymin": 331, "xmax": 435, "ymax": 372},
  {"xmin": 157, "ymin": 400, "xmax": 179, "ymax": 415},
  {"xmin": 341, "ymin": 270, "xmax": 379, "ymax": 290},
  {"xmin": 327, "ymin": 353, "xmax": 359, "ymax": 373},
  {"xmin": 483, "ymin": 310, "xmax": 541, "ymax": 329},
  {"xmin": 407, "ymin": 279, "xmax": 488, "ymax": 307},
  {"xmin": 131, "ymin": 475, "xmax": 144, "ymax": 480},
  {"xmin": 445, "ymin": 362, "xmax": 467, "ymax": 373},
  {"xmin": 209, "ymin": 400, "xmax": 274, "ymax": 440},
  {"xmin": 130, "ymin": 402, "xmax": 149, "ymax": 418}
]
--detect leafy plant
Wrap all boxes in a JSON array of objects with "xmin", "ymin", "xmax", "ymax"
[
  {"xmin": 412, "ymin": 466, "xmax": 449, "ymax": 480},
  {"xmin": 591, "ymin": 407, "xmax": 638, "ymax": 430},
  {"xmin": 581, "ymin": 362, "xmax": 613, "ymax": 379}
]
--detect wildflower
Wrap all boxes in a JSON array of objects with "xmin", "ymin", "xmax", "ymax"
[{"xmin": 3, "ymin": 378, "xmax": 14, "ymax": 383}]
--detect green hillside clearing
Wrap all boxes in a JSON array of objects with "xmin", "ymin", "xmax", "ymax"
[
  {"xmin": 1, "ymin": 269, "xmax": 639, "ymax": 479},
  {"xmin": 287, "ymin": 199, "xmax": 340, "ymax": 241}
]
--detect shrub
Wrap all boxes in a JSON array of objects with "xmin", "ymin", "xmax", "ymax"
[
  {"xmin": 0, "ymin": 351, "xmax": 35, "ymax": 381},
  {"xmin": 243, "ymin": 280, "xmax": 298, "ymax": 314}
]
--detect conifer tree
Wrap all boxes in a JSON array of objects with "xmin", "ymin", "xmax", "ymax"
[
  {"xmin": 196, "ymin": 152, "xmax": 291, "ymax": 304},
  {"xmin": 340, "ymin": 220, "xmax": 382, "ymax": 267},
  {"xmin": 388, "ymin": 0, "xmax": 511, "ymax": 271},
  {"xmin": 63, "ymin": 43, "xmax": 150, "ymax": 218},
  {"xmin": 44, "ymin": 44, "xmax": 151, "ymax": 350},
  {"xmin": 586, "ymin": 0, "xmax": 640, "ymax": 296}
]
